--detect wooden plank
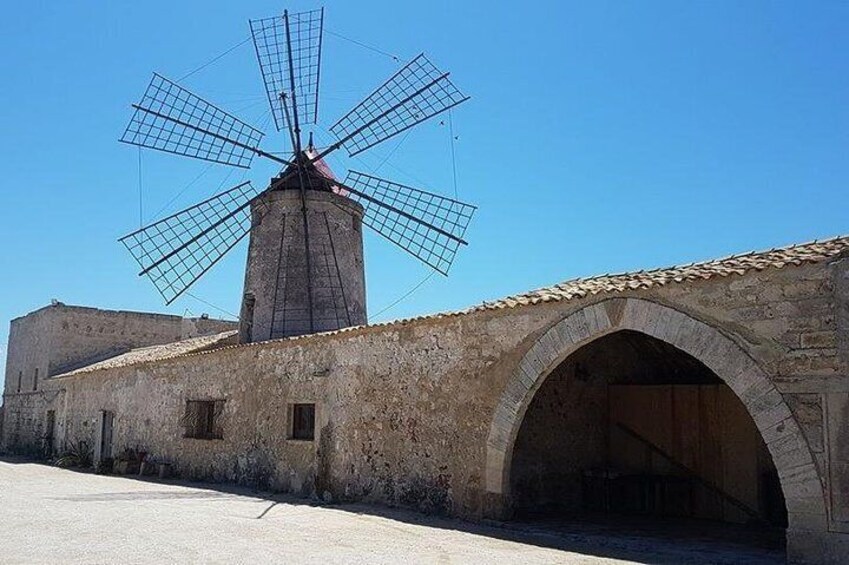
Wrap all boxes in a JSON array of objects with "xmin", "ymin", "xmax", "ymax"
[
  {"xmin": 616, "ymin": 422, "xmax": 762, "ymax": 521},
  {"xmin": 696, "ymin": 385, "xmax": 724, "ymax": 520},
  {"xmin": 672, "ymin": 386, "xmax": 701, "ymax": 473},
  {"xmin": 609, "ymin": 385, "xmax": 650, "ymax": 473},
  {"xmin": 719, "ymin": 385, "xmax": 760, "ymax": 522}
]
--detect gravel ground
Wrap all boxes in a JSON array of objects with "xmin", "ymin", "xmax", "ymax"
[{"xmin": 0, "ymin": 458, "xmax": 783, "ymax": 564}]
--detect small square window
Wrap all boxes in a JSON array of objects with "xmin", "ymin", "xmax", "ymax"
[
  {"xmin": 290, "ymin": 403, "xmax": 315, "ymax": 441},
  {"xmin": 182, "ymin": 400, "xmax": 225, "ymax": 440}
]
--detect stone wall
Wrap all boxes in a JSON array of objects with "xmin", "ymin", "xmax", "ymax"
[
  {"xmin": 239, "ymin": 189, "xmax": 367, "ymax": 342},
  {"xmin": 9, "ymin": 257, "xmax": 849, "ymax": 563},
  {"xmin": 1, "ymin": 304, "xmax": 236, "ymax": 451}
]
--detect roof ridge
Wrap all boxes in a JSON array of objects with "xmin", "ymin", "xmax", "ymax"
[{"xmin": 55, "ymin": 234, "xmax": 849, "ymax": 377}]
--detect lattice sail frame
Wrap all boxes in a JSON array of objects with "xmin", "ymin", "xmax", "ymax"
[
  {"xmin": 119, "ymin": 182, "xmax": 267, "ymax": 304},
  {"xmin": 119, "ymin": 10, "xmax": 476, "ymax": 305},
  {"xmin": 120, "ymin": 73, "xmax": 265, "ymax": 168},
  {"xmin": 339, "ymin": 171, "xmax": 476, "ymax": 275},
  {"xmin": 250, "ymin": 8, "xmax": 324, "ymax": 132},
  {"xmin": 329, "ymin": 54, "xmax": 469, "ymax": 156}
]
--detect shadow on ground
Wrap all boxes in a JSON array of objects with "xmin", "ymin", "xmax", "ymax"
[{"xmin": 2, "ymin": 456, "xmax": 785, "ymax": 565}]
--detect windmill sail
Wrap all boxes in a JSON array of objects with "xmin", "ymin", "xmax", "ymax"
[
  {"xmin": 336, "ymin": 171, "xmax": 476, "ymax": 275},
  {"xmin": 119, "ymin": 182, "xmax": 266, "ymax": 304},
  {"xmin": 118, "ymin": 7, "xmax": 477, "ymax": 308},
  {"xmin": 120, "ymin": 73, "xmax": 265, "ymax": 168},
  {"xmin": 328, "ymin": 54, "xmax": 469, "ymax": 157},
  {"xmin": 250, "ymin": 8, "xmax": 324, "ymax": 132}
]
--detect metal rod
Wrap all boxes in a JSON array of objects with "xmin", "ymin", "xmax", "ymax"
[
  {"xmin": 119, "ymin": 181, "xmax": 252, "ymax": 241},
  {"xmin": 348, "ymin": 96, "xmax": 469, "ymax": 157},
  {"xmin": 161, "ymin": 224, "xmax": 254, "ymax": 305},
  {"xmin": 249, "ymin": 18, "xmax": 281, "ymax": 132},
  {"xmin": 268, "ymin": 212, "xmax": 287, "ymax": 336},
  {"xmin": 138, "ymin": 196, "xmax": 255, "ymax": 277},
  {"xmin": 130, "ymin": 104, "xmax": 293, "ymax": 167},
  {"xmin": 313, "ymin": 7, "xmax": 325, "ymax": 124},
  {"xmin": 311, "ymin": 72, "xmax": 454, "ymax": 164},
  {"xmin": 324, "ymin": 211, "xmax": 352, "ymax": 326},
  {"xmin": 284, "ymin": 9, "xmax": 314, "ymax": 334},
  {"xmin": 283, "ymin": 10, "xmax": 303, "ymax": 156},
  {"xmin": 615, "ymin": 422, "xmax": 763, "ymax": 521},
  {"xmin": 328, "ymin": 177, "xmax": 469, "ymax": 245},
  {"xmin": 136, "ymin": 172, "xmax": 296, "ymax": 277},
  {"xmin": 347, "ymin": 171, "xmax": 478, "ymax": 209},
  {"xmin": 280, "ymin": 93, "xmax": 299, "ymax": 153}
]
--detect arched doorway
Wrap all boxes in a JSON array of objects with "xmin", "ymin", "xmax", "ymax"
[
  {"xmin": 511, "ymin": 330, "xmax": 786, "ymax": 530},
  {"xmin": 485, "ymin": 298, "xmax": 828, "ymax": 560}
]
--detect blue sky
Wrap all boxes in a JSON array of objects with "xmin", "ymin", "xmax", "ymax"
[{"xmin": 1, "ymin": 1, "xmax": 847, "ymax": 394}]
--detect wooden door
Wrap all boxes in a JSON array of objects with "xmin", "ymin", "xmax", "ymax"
[{"xmin": 100, "ymin": 411, "xmax": 114, "ymax": 460}]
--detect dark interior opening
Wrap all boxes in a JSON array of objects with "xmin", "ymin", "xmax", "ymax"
[{"xmin": 510, "ymin": 330, "xmax": 787, "ymax": 536}]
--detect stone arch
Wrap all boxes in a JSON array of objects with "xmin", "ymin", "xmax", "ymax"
[{"xmin": 485, "ymin": 297, "xmax": 827, "ymax": 532}]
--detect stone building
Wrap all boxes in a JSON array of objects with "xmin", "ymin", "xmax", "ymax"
[
  {"xmin": 2, "ymin": 236, "xmax": 849, "ymax": 564},
  {"xmin": 1, "ymin": 303, "xmax": 236, "ymax": 451}
]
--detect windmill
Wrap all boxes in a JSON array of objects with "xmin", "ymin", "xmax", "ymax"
[{"xmin": 118, "ymin": 7, "xmax": 475, "ymax": 343}]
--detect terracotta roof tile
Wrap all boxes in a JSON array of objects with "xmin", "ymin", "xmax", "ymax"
[
  {"xmin": 473, "ymin": 236, "xmax": 849, "ymax": 312},
  {"xmin": 54, "ymin": 331, "xmax": 238, "ymax": 377},
  {"xmin": 53, "ymin": 235, "xmax": 849, "ymax": 377}
]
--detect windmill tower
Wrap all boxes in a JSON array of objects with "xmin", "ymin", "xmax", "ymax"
[
  {"xmin": 239, "ymin": 148, "xmax": 367, "ymax": 341},
  {"xmin": 118, "ymin": 8, "xmax": 476, "ymax": 343}
]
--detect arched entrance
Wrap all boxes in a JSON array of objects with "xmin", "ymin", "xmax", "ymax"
[
  {"xmin": 512, "ymin": 329, "xmax": 786, "ymax": 525},
  {"xmin": 485, "ymin": 299, "xmax": 828, "ymax": 557}
]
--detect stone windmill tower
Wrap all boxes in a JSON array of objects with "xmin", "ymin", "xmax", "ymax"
[{"xmin": 117, "ymin": 8, "xmax": 476, "ymax": 343}]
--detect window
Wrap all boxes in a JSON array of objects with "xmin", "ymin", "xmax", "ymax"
[
  {"xmin": 33, "ymin": 368, "xmax": 39, "ymax": 391},
  {"xmin": 17, "ymin": 371, "xmax": 22, "ymax": 393},
  {"xmin": 290, "ymin": 403, "xmax": 315, "ymax": 441},
  {"xmin": 182, "ymin": 400, "xmax": 225, "ymax": 440}
]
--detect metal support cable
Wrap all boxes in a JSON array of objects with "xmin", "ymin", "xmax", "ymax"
[{"xmin": 177, "ymin": 37, "xmax": 252, "ymax": 83}]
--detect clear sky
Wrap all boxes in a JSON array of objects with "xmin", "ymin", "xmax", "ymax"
[{"xmin": 1, "ymin": 1, "xmax": 847, "ymax": 396}]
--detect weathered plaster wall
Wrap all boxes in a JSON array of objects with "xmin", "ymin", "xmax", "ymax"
[
  {"xmin": 8, "ymin": 257, "xmax": 849, "ymax": 562},
  {"xmin": 1, "ymin": 304, "xmax": 235, "ymax": 452},
  {"xmin": 240, "ymin": 189, "xmax": 367, "ymax": 342}
]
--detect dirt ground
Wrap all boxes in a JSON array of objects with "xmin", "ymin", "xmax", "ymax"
[{"xmin": 0, "ymin": 458, "xmax": 784, "ymax": 564}]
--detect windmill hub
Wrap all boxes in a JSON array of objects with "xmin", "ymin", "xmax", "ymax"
[
  {"xmin": 118, "ymin": 7, "xmax": 476, "ymax": 343},
  {"xmin": 269, "ymin": 150, "xmax": 338, "ymax": 193}
]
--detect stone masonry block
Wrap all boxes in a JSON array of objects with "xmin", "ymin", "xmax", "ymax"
[
  {"xmin": 485, "ymin": 446, "xmax": 507, "ymax": 493},
  {"xmin": 644, "ymin": 303, "xmax": 666, "ymax": 338},
  {"xmin": 563, "ymin": 311, "xmax": 591, "ymax": 345},
  {"xmin": 735, "ymin": 370, "xmax": 776, "ymax": 407},
  {"xmin": 585, "ymin": 302, "xmax": 612, "ymax": 335},
  {"xmin": 787, "ymin": 511, "xmax": 829, "ymax": 533},
  {"xmin": 519, "ymin": 349, "xmax": 547, "ymax": 382},
  {"xmin": 698, "ymin": 335, "xmax": 739, "ymax": 376},
  {"xmin": 769, "ymin": 432, "xmax": 815, "ymax": 472},
  {"xmin": 759, "ymin": 414, "xmax": 801, "ymax": 446},
  {"xmin": 780, "ymin": 464, "xmax": 826, "ymax": 504},
  {"xmin": 619, "ymin": 299, "xmax": 651, "ymax": 333},
  {"xmin": 669, "ymin": 315, "xmax": 701, "ymax": 355},
  {"xmin": 651, "ymin": 308, "xmax": 689, "ymax": 346},
  {"xmin": 603, "ymin": 298, "xmax": 627, "ymax": 327},
  {"xmin": 752, "ymin": 399, "xmax": 794, "ymax": 433}
]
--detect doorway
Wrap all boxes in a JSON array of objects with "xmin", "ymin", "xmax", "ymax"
[{"xmin": 98, "ymin": 410, "xmax": 114, "ymax": 464}]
